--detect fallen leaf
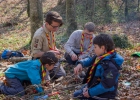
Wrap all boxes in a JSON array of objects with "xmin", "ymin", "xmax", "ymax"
[{"xmin": 136, "ymin": 65, "xmax": 140, "ymax": 70}]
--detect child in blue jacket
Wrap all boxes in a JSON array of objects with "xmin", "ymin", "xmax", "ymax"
[
  {"xmin": 73, "ymin": 33, "xmax": 124, "ymax": 100},
  {"xmin": 0, "ymin": 52, "xmax": 58, "ymax": 95}
]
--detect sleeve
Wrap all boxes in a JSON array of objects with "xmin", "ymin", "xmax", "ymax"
[
  {"xmin": 27, "ymin": 66, "xmax": 43, "ymax": 93},
  {"xmin": 64, "ymin": 31, "xmax": 77, "ymax": 56},
  {"xmin": 88, "ymin": 83, "xmax": 115, "ymax": 97},
  {"xmin": 31, "ymin": 35, "xmax": 43, "ymax": 56},
  {"xmin": 76, "ymin": 57, "xmax": 94, "ymax": 68},
  {"xmin": 88, "ymin": 63, "xmax": 119, "ymax": 97}
]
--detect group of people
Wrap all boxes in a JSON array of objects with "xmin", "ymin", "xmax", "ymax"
[{"xmin": 0, "ymin": 11, "xmax": 124, "ymax": 100}]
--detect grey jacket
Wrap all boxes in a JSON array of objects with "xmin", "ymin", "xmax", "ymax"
[{"xmin": 64, "ymin": 30, "xmax": 95, "ymax": 59}]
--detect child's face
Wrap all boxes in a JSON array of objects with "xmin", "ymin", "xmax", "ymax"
[
  {"xmin": 94, "ymin": 44, "xmax": 106, "ymax": 56},
  {"xmin": 45, "ymin": 64, "xmax": 54, "ymax": 71}
]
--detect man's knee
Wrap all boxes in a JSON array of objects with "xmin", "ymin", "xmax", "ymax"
[
  {"xmin": 64, "ymin": 53, "xmax": 71, "ymax": 60},
  {"xmin": 64, "ymin": 52, "xmax": 77, "ymax": 65}
]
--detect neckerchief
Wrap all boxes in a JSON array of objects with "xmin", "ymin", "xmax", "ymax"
[
  {"xmin": 87, "ymin": 50, "xmax": 115, "ymax": 83},
  {"xmin": 80, "ymin": 31, "xmax": 93, "ymax": 54},
  {"xmin": 46, "ymin": 32, "xmax": 55, "ymax": 50},
  {"xmin": 40, "ymin": 60, "xmax": 46, "ymax": 84}
]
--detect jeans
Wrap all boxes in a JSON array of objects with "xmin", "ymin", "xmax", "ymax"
[
  {"xmin": 0, "ymin": 77, "xmax": 24, "ymax": 96},
  {"xmin": 73, "ymin": 84, "xmax": 108, "ymax": 100}
]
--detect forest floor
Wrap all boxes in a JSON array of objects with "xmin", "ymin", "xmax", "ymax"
[{"xmin": 0, "ymin": 0, "xmax": 140, "ymax": 100}]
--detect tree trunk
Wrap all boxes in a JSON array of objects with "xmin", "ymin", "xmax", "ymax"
[
  {"xmin": 103, "ymin": 0, "xmax": 112, "ymax": 23},
  {"xmin": 124, "ymin": 0, "xmax": 128, "ymax": 21},
  {"xmin": 57, "ymin": 0, "xmax": 63, "ymax": 5},
  {"xmin": 66, "ymin": 0, "xmax": 77, "ymax": 36},
  {"xmin": 27, "ymin": 0, "xmax": 30, "ymax": 17},
  {"xmin": 29, "ymin": 0, "xmax": 43, "ymax": 41},
  {"xmin": 85, "ymin": 0, "xmax": 95, "ymax": 21},
  {"xmin": 138, "ymin": 0, "xmax": 140, "ymax": 12}
]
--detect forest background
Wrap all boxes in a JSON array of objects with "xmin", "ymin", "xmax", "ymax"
[{"xmin": 0, "ymin": 0, "xmax": 140, "ymax": 99}]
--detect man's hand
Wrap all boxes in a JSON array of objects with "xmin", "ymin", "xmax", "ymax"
[
  {"xmin": 71, "ymin": 54, "xmax": 78, "ymax": 61},
  {"xmin": 74, "ymin": 64, "xmax": 83, "ymax": 75}
]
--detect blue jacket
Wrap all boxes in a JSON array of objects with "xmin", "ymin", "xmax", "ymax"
[
  {"xmin": 5, "ymin": 59, "xmax": 43, "ymax": 93},
  {"xmin": 77, "ymin": 52, "xmax": 124, "ymax": 98}
]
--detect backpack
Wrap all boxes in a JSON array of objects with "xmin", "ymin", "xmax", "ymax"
[{"xmin": 1, "ymin": 49, "xmax": 24, "ymax": 59}]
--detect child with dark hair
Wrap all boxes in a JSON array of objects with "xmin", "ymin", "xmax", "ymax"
[
  {"xmin": 0, "ymin": 52, "xmax": 58, "ymax": 95},
  {"xmin": 73, "ymin": 33, "xmax": 124, "ymax": 100}
]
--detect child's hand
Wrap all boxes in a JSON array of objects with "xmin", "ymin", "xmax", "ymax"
[
  {"xmin": 74, "ymin": 64, "xmax": 83, "ymax": 75},
  {"xmin": 83, "ymin": 90, "xmax": 90, "ymax": 98}
]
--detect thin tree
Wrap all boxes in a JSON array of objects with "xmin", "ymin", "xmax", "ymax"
[
  {"xmin": 29, "ymin": 0, "xmax": 43, "ymax": 41},
  {"xmin": 124, "ymin": 0, "xmax": 128, "ymax": 21},
  {"xmin": 138, "ymin": 0, "xmax": 140, "ymax": 12},
  {"xmin": 103, "ymin": 0, "xmax": 112, "ymax": 23},
  {"xmin": 85, "ymin": 0, "xmax": 95, "ymax": 21},
  {"xmin": 66, "ymin": 0, "xmax": 77, "ymax": 36}
]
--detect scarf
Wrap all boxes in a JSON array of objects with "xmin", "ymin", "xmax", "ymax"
[
  {"xmin": 80, "ymin": 31, "xmax": 93, "ymax": 54},
  {"xmin": 87, "ymin": 50, "xmax": 115, "ymax": 83},
  {"xmin": 40, "ymin": 60, "xmax": 46, "ymax": 84},
  {"xmin": 46, "ymin": 32, "xmax": 55, "ymax": 50}
]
